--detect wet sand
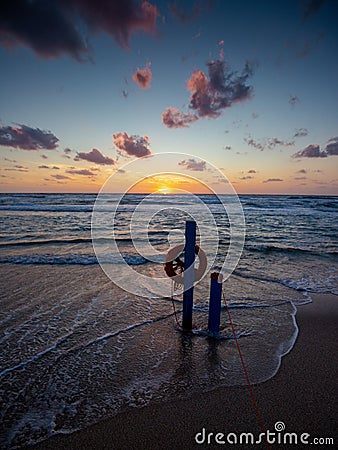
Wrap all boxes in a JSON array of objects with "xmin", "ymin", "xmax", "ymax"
[{"xmin": 32, "ymin": 293, "xmax": 337, "ymax": 449}]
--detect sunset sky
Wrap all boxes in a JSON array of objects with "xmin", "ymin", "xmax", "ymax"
[{"xmin": 0, "ymin": 0, "xmax": 337, "ymax": 194}]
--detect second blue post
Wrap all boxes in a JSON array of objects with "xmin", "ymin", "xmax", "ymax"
[
  {"xmin": 182, "ymin": 220, "xmax": 197, "ymax": 330},
  {"xmin": 208, "ymin": 272, "xmax": 223, "ymax": 335}
]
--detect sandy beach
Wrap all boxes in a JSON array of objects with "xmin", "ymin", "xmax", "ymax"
[{"xmin": 31, "ymin": 292, "xmax": 337, "ymax": 450}]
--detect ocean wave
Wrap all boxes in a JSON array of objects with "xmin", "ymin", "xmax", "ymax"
[
  {"xmin": 233, "ymin": 269, "xmax": 337, "ymax": 296},
  {"xmin": 0, "ymin": 254, "xmax": 148, "ymax": 265},
  {"xmin": 245, "ymin": 244, "xmax": 337, "ymax": 257},
  {"xmin": 0, "ymin": 204, "xmax": 95, "ymax": 213},
  {"xmin": 0, "ymin": 236, "xmax": 137, "ymax": 247}
]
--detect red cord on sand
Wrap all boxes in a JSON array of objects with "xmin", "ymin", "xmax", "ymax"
[{"xmin": 222, "ymin": 289, "xmax": 271, "ymax": 450}]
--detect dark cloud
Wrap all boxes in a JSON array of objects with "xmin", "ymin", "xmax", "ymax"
[
  {"xmin": 245, "ymin": 138, "xmax": 265, "ymax": 151},
  {"xmin": 113, "ymin": 132, "xmax": 151, "ymax": 157},
  {"xmin": 51, "ymin": 174, "xmax": 71, "ymax": 180},
  {"xmin": 178, "ymin": 158, "xmax": 206, "ymax": 171},
  {"xmin": 41, "ymin": 154, "xmax": 48, "ymax": 159},
  {"xmin": 223, "ymin": 145, "xmax": 232, "ymax": 150},
  {"xmin": 262, "ymin": 178, "xmax": 283, "ymax": 183},
  {"xmin": 3, "ymin": 167, "xmax": 29, "ymax": 172},
  {"xmin": 163, "ymin": 59, "xmax": 255, "ymax": 128},
  {"xmin": 38, "ymin": 165, "xmax": 60, "ymax": 169},
  {"xmin": 0, "ymin": 124, "xmax": 59, "ymax": 150},
  {"xmin": 3, "ymin": 157, "xmax": 17, "ymax": 162},
  {"xmin": 245, "ymin": 136, "xmax": 294, "ymax": 151},
  {"xmin": 240, "ymin": 176, "xmax": 253, "ymax": 180},
  {"xmin": 64, "ymin": 148, "xmax": 72, "ymax": 154},
  {"xmin": 302, "ymin": 0, "xmax": 328, "ymax": 20},
  {"xmin": 289, "ymin": 95, "xmax": 300, "ymax": 108},
  {"xmin": 0, "ymin": 0, "xmax": 160, "ymax": 60},
  {"xmin": 266, "ymin": 137, "xmax": 294, "ymax": 149},
  {"xmin": 75, "ymin": 148, "xmax": 115, "ymax": 165},
  {"xmin": 187, "ymin": 60, "xmax": 255, "ymax": 118},
  {"xmin": 248, "ymin": 169, "xmax": 256, "ymax": 174},
  {"xmin": 293, "ymin": 128, "xmax": 309, "ymax": 138},
  {"xmin": 294, "ymin": 176, "xmax": 307, "ymax": 180},
  {"xmin": 162, "ymin": 107, "xmax": 198, "ymax": 128},
  {"xmin": 132, "ymin": 64, "xmax": 152, "ymax": 89},
  {"xmin": 292, "ymin": 144, "xmax": 327, "ymax": 158},
  {"xmin": 325, "ymin": 138, "xmax": 338, "ymax": 155},
  {"xmin": 66, "ymin": 169, "xmax": 95, "ymax": 176},
  {"xmin": 297, "ymin": 169, "xmax": 307, "ymax": 174}
]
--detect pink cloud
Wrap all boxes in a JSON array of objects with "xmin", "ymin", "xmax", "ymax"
[
  {"xmin": 132, "ymin": 64, "xmax": 152, "ymax": 89},
  {"xmin": 75, "ymin": 148, "xmax": 115, "ymax": 165},
  {"xmin": 162, "ymin": 59, "xmax": 255, "ymax": 128},
  {"xmin": 113, "ymin": 132, "xmax": 151, "ymax": 157},
  {"xmin": 162, "ymin": 107, "xmax": 198, "ymax": 128}
]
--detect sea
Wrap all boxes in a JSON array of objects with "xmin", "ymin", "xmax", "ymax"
[{"xmin": 0, "ymin": 193, "xmax": 337, "ymax": 448}]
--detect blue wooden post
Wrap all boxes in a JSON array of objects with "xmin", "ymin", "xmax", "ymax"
[
  {"xmin": 208, "ymin": 272, "xmax": 223, "ymax": 335},
  {"xmin": 182, "ymin": 220, "xmax": 196, "ymax": 330}
]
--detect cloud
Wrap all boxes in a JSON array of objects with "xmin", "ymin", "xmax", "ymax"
[
  {"xmin": 223, "ymin": 145, "xmax": 232, "ymax": 150},
  {"xmin": 3, "ymin": 157, "xmax": 17, "ymax": 162},
  {"xmin": 0, "ymin": 124, "xmax": 59, "ymax": 150},
  {"xmin": 248, "ymin": 169, "xmax": 256, "ymax": 174},
  {"xmin": 294, "ymin": 177, "xmax": 307, "ymax": 180},
  {"xmin": 245, "ymin": 136, "xmax": 294, "ymax": 151},
  {"xmin": 75, "ymin": 148, "xmax": 115, "ymax": 165},
  {"xmin": 38, "ymin": 165, "xmax": 60, "ymax": 169},
  {"xmin": 289, "ymin": 95, "xmax": 300, "ymax": 108},
  {"xmin": 162, "ymin": 59, "xmax": 255, "ymax": 128},
  {"xmin": 240, "ymin": 176, "xmax": 253, "ymax": 180},
  {"xmin": 302, "ymin": 0, "xmax": 328, "ymax": 20},
  {"xmin": 245, "ymin": 138, "xmax": 265, "ymax": 151},
  {"xmin": 325, "ymin": 138, "xmax": 338, "ymax": 155},
  {"xmin": 162, "ymin": 107, "xmax": 198, "ymax": 128},
  {"xmin": 0, "ymin": 0, "xmax": 160, "ymax": 60},
  {"xmin": 262, "ymin": 178, "xmax": 283, "ymax": 183},
  {"xmin": 297, "ymin": 169, "xmax": 307, "ymax": 174},
  {"xmin": 64, "ymin": 148, "xmax": 72, "ymax": 154},
  {"xmin": 3, "ymin": 167, "xmax": 29, "ymax": 172},
  {"xmin": 51, "ymin": 174, "xmax": 71, "ymax": 180},
  {"xmin": 266, "ymin": 137, "xmax": 294, "ymax": 149},
  {"xmin": 41, "ymin": 154, "xmax": 48, "ymax": 159},
  {"xmin": 113, "ymin": 132, "xmax": 151, "ymax": 157},
  {"xmin": 187, "ymin": 60, "xmax": 255, "ymax": 118},
  {"xmin": 132, "ymin": 64, "xmax": 152, "ymax": 89},
  {"xmin": 178, "ymin": 158, "xmax": 206, "ymax": 171},
  {"xmin": 293, "ymin": 128, "xmax": 309, "ymax": 138},
  {"xmin": 292, "ymin": 144, "xmax": 327, "ymax": 158},
  {"xmin": 66, "ymin": 169, "xmax": 95, "ymax": 176}
]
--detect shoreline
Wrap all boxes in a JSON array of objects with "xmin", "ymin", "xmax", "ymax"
[{"xmin": 32, "ymin": 293, "xmax": 337, "ymax": 449}]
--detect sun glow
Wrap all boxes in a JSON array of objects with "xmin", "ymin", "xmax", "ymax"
[{"xmin": 157, "ymin": 186, "xmax": 173, "ymax": 194}]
